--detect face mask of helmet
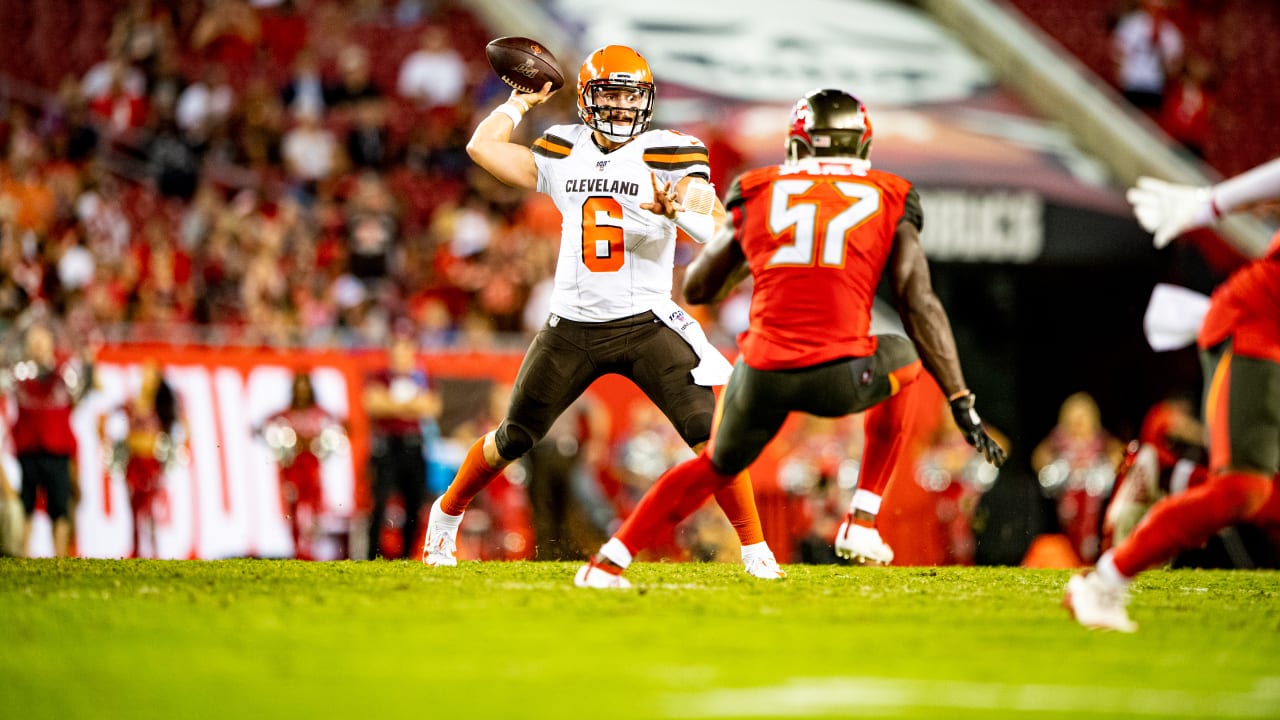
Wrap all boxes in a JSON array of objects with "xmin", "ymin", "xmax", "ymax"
[{"xmin": 582, "ymin": 81, "xmax": 653, "ymax": 142}]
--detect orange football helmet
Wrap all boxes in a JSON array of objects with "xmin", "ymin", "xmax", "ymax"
[{"xmin": 577, "ymin": 45, "xmax": 655, "ymax": 141}]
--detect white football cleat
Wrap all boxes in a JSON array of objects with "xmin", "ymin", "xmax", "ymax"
[
  {"xmin": 834, "ymin": 521, "xmax": 894, "ymax": 565},
  {"xmin": 574, "ymin": 561, "xmax": 632, "ymax": 589},
  {"xmin": 1064, "ymin": 572, "xmax": 1137, "ymax": 633},
  {"xmin": 743, "ymin": 551, "xmax": 787, "ymax": 579},
  {"xmin": 422, "ymin": 497, "xmax": 459, "ymax": 567}
]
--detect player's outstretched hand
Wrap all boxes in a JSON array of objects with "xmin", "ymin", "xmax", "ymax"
[
  {"xmin": 1125, "ymin": 176, "xmax": 1217, "ymax": 249},
  {"xmin": 950, "ymin": 392, "xmax": 1007, "ymax": 467},
  {"xmin": 640, "ymin": 172, "xmax": 680, "ymax": 219},
  {"xmin": 511, "ymin": 81, "xmax": 557, "ymax": 111}
]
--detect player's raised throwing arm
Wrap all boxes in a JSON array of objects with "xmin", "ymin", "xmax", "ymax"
[{"xmin": 465, "ymin": 82, "xmax": 557, "ymax": 190}]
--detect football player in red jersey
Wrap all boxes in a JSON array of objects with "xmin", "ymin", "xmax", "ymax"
[
  {"xmin": 1066, "ymin": 158, "xmax": 1280, "ymax": 631},
  {"xmin": 574, "ymin": 88, "xmax": 1006, "ymax": 588}
]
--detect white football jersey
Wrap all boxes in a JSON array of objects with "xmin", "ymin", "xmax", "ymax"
[{"xmin": 532, "ymin": 124, "xmax": 710, "ymax": 322}]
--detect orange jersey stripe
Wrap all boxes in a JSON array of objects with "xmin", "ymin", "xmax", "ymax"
[
  {"xmin": 643, "ymin": 152, "xmax": 706, "ymax": 164},
  {"xmin": 533, "ymin": 138, "xmax": 571, "ymax": 156}
]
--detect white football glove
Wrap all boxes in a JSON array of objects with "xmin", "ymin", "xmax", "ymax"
[{"xmin": 1125, "ymin": 176, "xmax": 1218, "ymax": 249}]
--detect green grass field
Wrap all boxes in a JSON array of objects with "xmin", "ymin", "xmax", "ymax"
[{"xmin": 3, "ymin": 560, "xmax": 1278, "ymax": 719}]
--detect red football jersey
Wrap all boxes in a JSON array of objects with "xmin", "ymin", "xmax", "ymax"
[
  {"xmin": 728, "ymin": 159, "xmax": 917, "ymax": 371},
  {"xmin": 1197, "ymin": 232, "xmax": 1280, "ymax": 363}
]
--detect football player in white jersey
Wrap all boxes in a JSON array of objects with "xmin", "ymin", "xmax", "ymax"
[{"xmin": 423, "ymin": 45, "xmax": 784, "ymax": 580}]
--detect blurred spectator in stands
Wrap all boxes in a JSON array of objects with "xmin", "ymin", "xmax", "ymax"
[
  {"xmin": 345, "ymin": 172, "xmax": 399, "ymax": 282},
  {"xmin": 262, "ymin": 371, "xmax": 342, "ymax": 560},
  {"xmin": 59, "ymin": 93, "xmax": 101, "ymax": 166},
  {"xmin": 146, "ymin": 106, "xmax": 201, "ymax": 200},
  {"xmin": 397, "ymin": 25, "xmax": 468, "ymax": 110},
  {"xmin": 87, "ymin": 63, "xmax": 149, "ymax": 137},
  {"xmin": 282, "ymin": 106, "xmax": 338, "ymax": 194},
  {"xmin": 1033, "ymin": 392, "xmax": 1125, "ymax": 564},
  {"xmin": 54, "ymin": 224, "xmax": 95, "ymax": 301},
  {"xmin": 7, "ymin": 107, "xmax": 43, "ymax": 168},
  {"xmin": 280, "ymin": 47, "xmax": 326, "ymax": 119},
  {"xmin": 240, "ymin": 215, "xmax": 289, "ymax": 328},
  {"xmin": 237, "ymin": 77, "xmax": 285, "ymax": 171},
  {"xmin": 1158, "ymin": 53, "xmax": 1216, "ymax": 159},
  {"xmin": 364, "ymin": 322, "xmax": 440, "ymax": 559},
  {"xmin": 1111, "ymin": 0, "xmax": 1184, "ymax": 112},
  {"xmin": 192, "ymin": 0, "xmax": 261, "ymax": 72},
  {"xmin": 6, "ymin": 322, "xmax": 93, "ymax": 557},
  {"xmin": 258, "ymin": 0, "xmax": 309, "ymax": 69},
  {"xmin": 82, "ymin": 55, "xmax": 146, "ymax": 105},
  {"xmin": 119, "ymin": 360, "xmax": 178, "ymax": 558},
  {"xmin": 0, "ymin": 224, "xmax": 31, "ymax": 325},
  {"xmin": 108, "ymin": 0, "xmax": 174, "ymax": 85},
  {"xmin": 134, "ymin": 221, "xmax": 196, "ymax": 323},
  {"xmin": 402, "ymin": 119, "xmax": 471, "ymax": 182},
  {"xmin": 326, "ymin": 45, "xmax": 383, "ymax": 117},
  {"xmin": 177, "ymin": 64, "xmax": 235, "ymax": 148},
  {"xmin": 1, "ymin": 156, "xmax": 56, "ymax": 237},
  {"xmin": 346, "ymin": 100, "xmax": 390, "ymax": 171}
]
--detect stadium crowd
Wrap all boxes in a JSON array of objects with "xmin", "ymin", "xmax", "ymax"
[{"xmin": 0, "ymin": 0, "xmax": 1275, "ymax": 569}]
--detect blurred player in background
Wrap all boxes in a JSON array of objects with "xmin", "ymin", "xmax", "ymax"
[
  {"xmin": 364, "ymin": 324, "xmax": 439, "ymax": 560},
  {"xmin": 6, "ymin": 323, "xmax": 92, "ymax": 557},
  {"xmin": 426, "ymin": 45, "xmax": 784, "ymax": 578},
  {"xmin": 575, "ymin": 88, "xmax": 1006, "ymax": 588},
  {"xmin": 1066, "ymin": 157, "xmax": 1280, "ymax": 632},
  {"xmin": 262, "ymin": 371, "xmax": 344, "ymax": 560},
  {"xmin": 120, "ymin": 360, "xmax": 180, "ymax": 559}
]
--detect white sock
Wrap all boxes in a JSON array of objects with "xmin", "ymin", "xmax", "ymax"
[
  {"xmin": 1095, "ymin": 551, "xmax": 1132, "ymax": 587},
  {"xmin": 851, "ymin": 489, "xmax": 882, "ymax": 516},
  {"xmin": 431, "ymin": 499, "xmax": 463, "ymax": 526},
  {"xmin": 740, "ymin": 541, "xmax": 770, "ymax": 561},
  {"xmin": 599, "ymin": 537, "xmax": 633, "ymax": 569}
]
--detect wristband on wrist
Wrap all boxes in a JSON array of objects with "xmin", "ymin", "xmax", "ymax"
[
  {"xmin": 508, "ymin": 96, "xmax": 531, "ymax": 113},
  {"xmin": 491, "ymin": 103, "xmax": 523, "ymax": 127},
  {"xmin": 948, "ymin": 389, "xmax": 971, "ymax": 402}
]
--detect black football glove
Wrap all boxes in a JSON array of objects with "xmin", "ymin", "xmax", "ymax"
[{"xmin": 950, "ymin": 392, "xmax": 1007, "ymax": 468}]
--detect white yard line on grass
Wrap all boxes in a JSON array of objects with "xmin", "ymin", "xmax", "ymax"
[{"xmin": 665, "ymin": 676, "xmax": 1280, "ymax": 718}]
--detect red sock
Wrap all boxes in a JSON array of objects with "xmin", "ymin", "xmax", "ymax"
[
  {"xmin": 439, "ymin": 437, "xmax": 499, "ymax": 516},
  {"xmin": 858, "ymin": 365, "xmax": 919, "ymax": 497},
  {"xmin": 616, "ymin": 453, "xmax": 736, "ymax": 555},
  {"xmin": 1112, "ymin": 471, "xmax": 1273, "ymax": 577},
  {"xmin": 713, "ymin": 470, "xmax": 766, "ymax": 546}
]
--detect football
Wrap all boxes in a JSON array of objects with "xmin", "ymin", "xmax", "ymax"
[{"xmin": 485, "ymin": 36, "xmax": 565, "ymax": 94}]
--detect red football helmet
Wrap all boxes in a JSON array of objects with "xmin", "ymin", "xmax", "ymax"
[
  {"xmin": 786, "ymin": 88, "xmax": 873, "ymax": 163},
  {"xmin": 577, "ymin": 45, "xmax": 655, "ymax": 141}
]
